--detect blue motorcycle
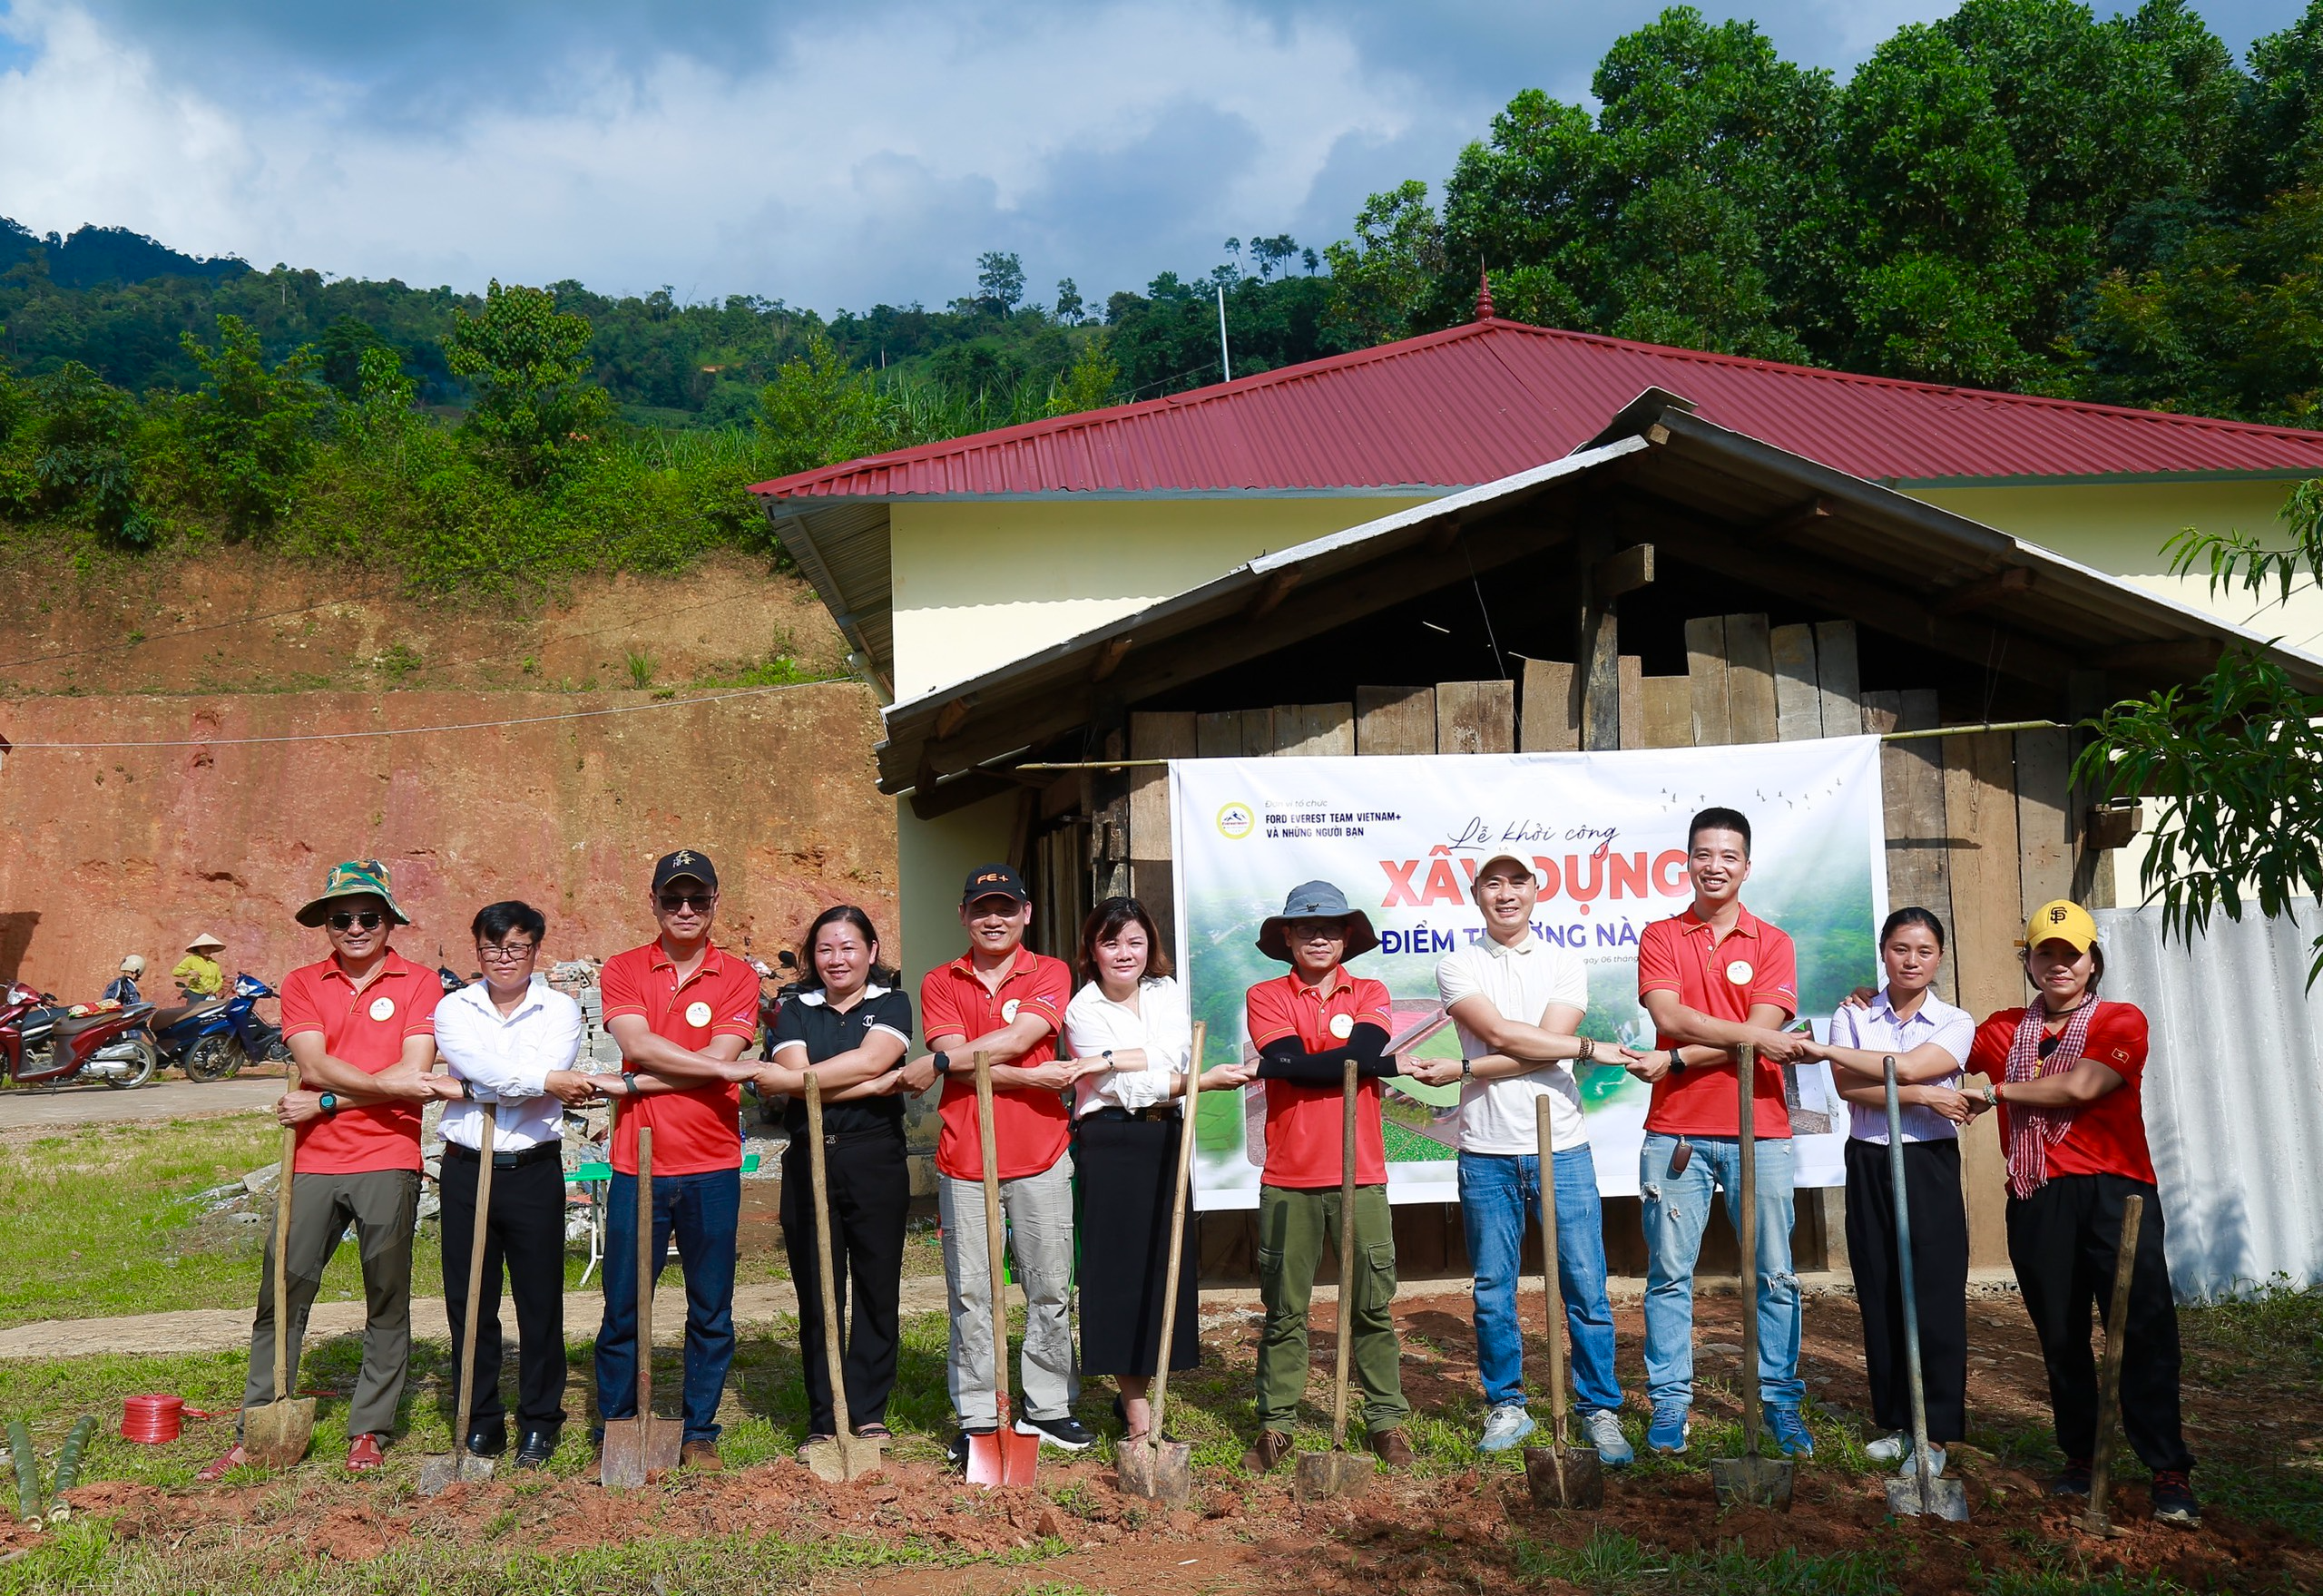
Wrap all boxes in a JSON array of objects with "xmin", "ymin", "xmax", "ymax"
[{"xmin": 152, "ymin": 974, "xmax": 289, "ymax": 1082}]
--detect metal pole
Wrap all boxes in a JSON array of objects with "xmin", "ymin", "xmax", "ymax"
[{"xmin": 1217, "ymin": 285, "xmax": 1232, "ymax": 383}]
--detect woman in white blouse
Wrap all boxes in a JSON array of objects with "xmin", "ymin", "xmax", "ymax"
[
  {"xmin": 1063, "ymin": 896, "xmax": 1251, "ymax": 1447},
  {"xmin": 1799, "ymin": 906, "xmax": 1975, "ymax": 1475}
]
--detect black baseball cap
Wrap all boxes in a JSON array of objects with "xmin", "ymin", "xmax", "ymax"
[
  {"xmin": 960, "ymin": 862, "xmax": 1029, "ymax": 907},
  {"xmin": 652, "ymin": 848, "xmax": 719, "ymax": 894}
]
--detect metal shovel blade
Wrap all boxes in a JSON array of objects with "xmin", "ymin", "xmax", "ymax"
[
  {"xmin": 965, "ymin": 1416, "xmax": 1042, "ymax": 1489},
  {"xmin": 1116, "ymin": 1434, "xmax": 1194, "ymax": 1505},
  {"xmin": 1708, "ymin": 1453, "xmax": 1795, "ymax": 1511},
  {"xmin": 1523, "ymin": 1444, "xmax": 1604, "ymax": 1509},
  {"xmin": 239, "ymin": 1395, "xmax": 316, "ymax": 1471},
  {"xmin": 1885, "ymin": 1470, "xmax": 1969, "ymax": 1522},
  {"xmin": 416, "ymin": 1451, "xmax": 495, "ymax": 1497},
  {"xmin": 799, "ymin": 1434, "xmax": 885, "ymax": 1483},
  {"xmin": 598, "ymin": 1414, "xmax": 682, "ymax": 1489},
  {"xmin": 1293, "ymin": 1447, "xmax": 1376, "ymax": 1503}
]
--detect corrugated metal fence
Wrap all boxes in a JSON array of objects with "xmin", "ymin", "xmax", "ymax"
[{"xmin": 2102, "ymin": 901, "xmax": 2323, "ymax": 1302}]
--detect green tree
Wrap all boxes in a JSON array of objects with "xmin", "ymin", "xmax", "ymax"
[
  {"xmin": 975, "ymin": 251, "xmax": 1025, "ymax": 316},
  {"xmin": 16, "ymin": 362, "xmax": 154, "ymax": 544},
  {"xmin": 1045, "ymin": 333, "xmax": 1120, "ymax": 416},
  {"xmin": 2232, "ymin": 0, "xmax": 2323, "ymax": 203},
  {"xmin": 1323, "ymin": 181, "xmax": 1449, "ymax": 346},
  {"xmin": 178, "ymin": 314, "xmax": 327, "ymax": 531},
  {"xmin": 443, "ymin": 280, "xmax": 613, "ymax": 485},
  {"xmin": 754, "ymin": 330, "xmax": 912, "ymax": 477}
]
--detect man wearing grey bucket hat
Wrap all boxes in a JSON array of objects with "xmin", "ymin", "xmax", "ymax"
[{"xmin": 1239, "ymin": 879, "xmax": 1415, "ymax": 1473}]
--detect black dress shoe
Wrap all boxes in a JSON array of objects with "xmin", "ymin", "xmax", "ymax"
[
  {"xmin": 464, "ymin": 1421, "xmax": 509, "ymax": 1458},
  {"xmin": 515, "ymin": 1427, "xmax": 559, "ymax": 1469}
]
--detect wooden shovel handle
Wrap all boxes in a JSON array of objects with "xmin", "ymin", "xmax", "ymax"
[
  {"xmin": 806, "ymin": 1072, "xmax": 855, "ymax": 1438},
  {"xmin": 1534, "ymin": 1093, "xmax": 1570, "ymax": 1446},
  {"xmin": 635, "ymin": 1126, "xmax": 655, "ymax": 1418},
  {"xmin": 1735, "ymin": 1045, "xmax": 1761, "ymax": 1456},
  {"xmin": 1146, "ymin": 1021, "xmax": 1206, "ymax": 1443},
  {"xmin": 2086, "ymin": 1193, "xmax": 2146, "ymax": 1521},
  {"xmin": 272, "ymin": 1063, "xmax": 300, "ymax": 1403},
  {"xmin": 974, "ymin": 1053, "xmax": 1011, "ymax": 1421},
  {"xmin": 451, "ymin": 1111, "xmax": 495, "ymax": 1446},
  {"xmin": 1331, "ymin": 1057, "xmax": 1359, "ymax": 1450}
]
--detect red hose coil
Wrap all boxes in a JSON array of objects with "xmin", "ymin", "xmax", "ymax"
[{"xmin": 122, "ymin": 1395, "xmax": 201, "ymax": 1443}]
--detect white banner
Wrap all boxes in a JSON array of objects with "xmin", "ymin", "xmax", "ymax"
[{"xmin": 1169, "ymin": 739, "xmax": 1889, "ymax": 1209}]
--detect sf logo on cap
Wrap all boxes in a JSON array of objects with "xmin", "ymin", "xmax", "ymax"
[{"xmin": 2048, "ymin": 905, "xmax": 2070, "ymax": 925}]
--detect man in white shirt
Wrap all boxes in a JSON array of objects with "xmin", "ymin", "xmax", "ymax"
[
  {"xmin": 434, "ymin": 901, "xmax": 601, "ymax": 1469},
  {"xmin": 1408, "ymin": 854, "xmax": 1640, "ymax": 1462}
]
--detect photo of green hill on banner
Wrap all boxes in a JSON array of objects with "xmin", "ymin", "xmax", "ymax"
[{"xmin": 1168, "ymin": 739, "xmax": 1888, "ymax": 1209}]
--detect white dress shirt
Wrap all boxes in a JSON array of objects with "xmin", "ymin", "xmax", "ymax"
[
  {"xmin": 1436, "ymin": 932, "xmax": 1593, "ymax": 1154},
  {"xmin": 1063, "ymin": 976, "xmax": 1191, "ymax": 1117},
  {"xmin": 434, "ymin": 975, "xmax": 584, "ymax": 1152},
  {"xmin": 1830, "ymin": 987, "xmax": 1974, "ymax": 1145}
]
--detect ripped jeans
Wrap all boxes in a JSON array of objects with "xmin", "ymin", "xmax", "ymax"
[{"xmin": 1639, "ymin": 1132, "xmax": 1805, "ymax": 1411}]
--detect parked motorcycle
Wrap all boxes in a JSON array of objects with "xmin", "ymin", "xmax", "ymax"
[
  {"xmin": 2, "ymin": 990, "xmax": 160, "ymax": 1089},
  {"xmin": 152, "ymin": 973, "xmax": 289, "ymax": 1082}
]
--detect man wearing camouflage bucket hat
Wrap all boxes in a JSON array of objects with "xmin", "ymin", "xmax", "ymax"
[
  {"xmin": 1239, "ymin": 879, "xmax": 1416, "ymax": 1473},
  {"xmin": 202, "ymin": 860, "xmax": 463, "ymax": 1479}
]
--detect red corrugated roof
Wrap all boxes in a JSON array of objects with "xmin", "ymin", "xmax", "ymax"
[{"xmin": 750, "ymin": 318, "xmax": 2323, "ymax": 499}]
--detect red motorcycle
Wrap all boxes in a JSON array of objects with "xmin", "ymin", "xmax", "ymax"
[{"xmin": 0, "ymin": 984, "xmax": 161, "ymax": 1089}]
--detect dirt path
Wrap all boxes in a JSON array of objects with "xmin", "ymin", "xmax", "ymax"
[{"xmin": 0, "ymin": 1077, "xmax": 281, "ymax": 1131}]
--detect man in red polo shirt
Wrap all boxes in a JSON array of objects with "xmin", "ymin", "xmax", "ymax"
[
  {"xmin": 907, "ymin": 863, "xmax": 1089, "ymax": 1467},
  {"xmin": 590, "ymin": 848, "xmax": 762, "ymax": 1471},
  {"xmin": 1626, "ymin": 806, "xmax": 1817, "ymax": 1460},
  {"xmin": 201, "ymin": 860, "xmax": 459, "ymax": 1480},
  {"xmin": 1239, "ymin": 879, "xmax": 1414, "ymax": 1474}
]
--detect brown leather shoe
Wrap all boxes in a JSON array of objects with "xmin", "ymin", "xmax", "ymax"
[
  {"xmin": 1240, "ymin": 1428, "xmax": 1294, "ymax": 1473},
  {"xmin": 680, "ymin": 1439, "xmax": 724, "ymax": 1471},
  {"xmin": 1370, "ymin": 1427, "xmax": 1416, "ymax": 1467}
]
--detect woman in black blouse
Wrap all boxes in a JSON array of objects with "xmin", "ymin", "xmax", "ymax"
[{"xmin": 763, "ymin": 905, "xmax": 916, "ymax": 1447}]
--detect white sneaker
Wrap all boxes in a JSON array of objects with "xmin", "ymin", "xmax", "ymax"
[
  {"xmin": 1581, "ymin": 1408, "xmax": 1633, "ymax": 1464},
  {"xmin": 1865, "ymin": 1431, "xmax": 1907, "ymax": 1464},
  {"xmin": 1476, "ymin": 1404, "xmax": 1535, "ymax": 1453}
]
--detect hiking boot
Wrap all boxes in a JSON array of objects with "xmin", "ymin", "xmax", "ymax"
[
  {"xmin": 1240, "ymin": 1428, "xmax": 1294, "ymax": 1473},
  {"xmin": 679, "ymin": 1439, "xmax": 724, "ymax": 1471},
  {"xmin": 2151, "ymin": 1469, "xmax": 2200, "ymax": 1527},
  {"xmin": 2048, "ymin": 1459, "xmax": 2093, "ymax": 1497},
  {"xmin": 1013, "ymin": 1414, "xmax": 1096, "ymax": 1452},
  {"xmin": 1646, "ymin": 1403, "xmax": 1691, "ymax": 1456},
  {"xmin": 1766, "ymin": 1405, "xmax": 1815, "ymax": 1458},
  {"xmin": 1370, "ymin": 1427, "xmax": 1416, "ymax": 1467},
  {"xmin": 1475, "ymin": 1404, "xmax": 1535, "ymax": 1454},
  {"xmin": 1581, "ymin": 1409, "xmax": 1634, "ymax": 1465}
]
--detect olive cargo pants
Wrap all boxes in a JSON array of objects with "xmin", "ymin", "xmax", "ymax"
[{"xmin": 1255, "ymin": 1183, "xmax": 1409, "ymax": 1435}]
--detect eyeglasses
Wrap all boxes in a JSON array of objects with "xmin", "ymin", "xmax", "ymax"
[
  {"xmin": 657, "ymin": 892, "xmax": 716, "ymax": 914},
  {"xmin": 326, "ymin": 910, "xmax": 385, "ymax": 933},
  {"xmin": 477, "ymin": 943, "xmax": 536, "ymax": 964}
]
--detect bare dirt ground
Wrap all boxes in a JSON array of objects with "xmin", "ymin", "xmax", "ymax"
[{"xmin": 15, "ymin": 1289, "xmax": 2316, "ymax": 1593}]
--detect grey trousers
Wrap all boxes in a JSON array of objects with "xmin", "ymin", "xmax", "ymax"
[
  {"xmin": 937, "ymin": 1153, "xmax": 1077, "ymax": 1426},
  {"xmin": 239, "ymin": 1168, "xmax": 420, "ymax": 1442}
]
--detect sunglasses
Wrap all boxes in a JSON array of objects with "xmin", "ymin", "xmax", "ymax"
[
  {"xmin": 326, "ymin": 910, "xmax": 385, "ymax": 933},
  {"xmin": 657, "ymin": 892, "xmax": 715, "ymax": 913}
]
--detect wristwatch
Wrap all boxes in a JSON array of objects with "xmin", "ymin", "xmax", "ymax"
[
  {"xmin": 1103, "ymin": 1049, "xmax": 1116, "ymax": 1071},
  {"xmin": 1460, "ymin": 1057, "xmax": 1474, "ymax": 1080},
  {"xmin": 318, "ymin": 1092, "xmax": 338, "ymax": 1117},
  {"xmin": 1666, "ymin": 1051, "xmax": 1686, "ymax": 1075}
]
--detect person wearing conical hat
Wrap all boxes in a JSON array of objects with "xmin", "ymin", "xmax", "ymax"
[{"xmin": 174, "ymin": 932, "xmax": 228, "ymax": 998}]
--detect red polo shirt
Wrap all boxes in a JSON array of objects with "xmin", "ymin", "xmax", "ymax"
[
  {"xmin": 1967, "ymin": 1002, "xmax": 2155, "ymax": 1185},
  {"xmin": 601, "ymin": 939, "xmax": 760, "ymax": 1177},
  {"xmin": 1635, "ymin": 904, "xmax": 1799, "ymax": 1139},
  {"xmin": 1247, "ymin": 968, "xmax": 1392, "ymax": 1188},
  {"xmin": 922, "ymin": 947, "xmax": 1073, "ymax": 1182},
  {"xmin": 279, "ymin": 948, "xmax": 441, "ymax": 1175}
]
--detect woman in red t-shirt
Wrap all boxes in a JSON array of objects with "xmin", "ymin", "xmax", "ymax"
[{"xmin": 1963, "ymin": 899, "xmax": 2195, "ymax": 1528}]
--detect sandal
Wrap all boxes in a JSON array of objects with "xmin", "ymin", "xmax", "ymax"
[
  {"xmin": 345, "ymin": 1434, "xmax": 386, "ymax": 1474},
  {"xmin": 796, "ymin": 1434, "xmax": 836, "ymax": 1462},
  {"xmin": 195, "ymin": 1444, "xmax": 249, "ymax": 1483},
  {"xmin": 853, "ymin": 1423, "xmax": 892, "ymax": 1443}
]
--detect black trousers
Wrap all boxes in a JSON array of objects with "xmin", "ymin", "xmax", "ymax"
[
  {"xmin": 1843, "ymin": 1136, "xmax": 1969, "ymax": 1442},
  {"xmin": 780, "ymin": 1126, "xmax": 910, "ymax": 1434},
  {"xmin": 2005, "ymin": 1172, "xmax": 2193, "ymax": 1474},
  {"xmin": 439, "ymin": 1147, "xmax": 568, "ymax": 1432}
]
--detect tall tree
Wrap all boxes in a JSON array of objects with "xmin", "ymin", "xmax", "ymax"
[{"xmin": 442, "ymin": 280, "xmax": 613, "ymax": 485}]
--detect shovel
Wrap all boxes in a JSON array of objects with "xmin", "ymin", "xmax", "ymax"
[
  {"xmin": 799, "ymin": 1072, "xmax": 883, "ymax": 1482},
  {"xmin": 1294, "ymin": 1058, "xmax": 1377, "ymax": 1503},
  {"xmin": 1877, "ymin": 1059, "xmax": 1968, "ymax": 1523},
  {"xmin": 965, "ymin": 1053, "xmax": 1041, "ymax": 1487},
  {"xmin": 1118, "ymin": 1021, "xmax": 1208, "ymax": 1506},
  {"xmin": 599, "ymin": 1124, "xmax": 683, "ymax": 1487},
  {"xmin": 242, "ymin": 1063, "xmax": 316, "ymax": 1469},
  {"xmin": 1708, "ymin": 1045, "xmax": 1794, "ymax": 1511},
  {"xmin": 419, "ymin": 1112, "xmax": 500, "ymax": 1496},
  {"xmin": 1524, "ymin": 1094, "xmax": 1603, "ymax": 1509},
  {"xmin": 2080, "ymin": 1192, "xmax": 2146, "ymax": 1537}
]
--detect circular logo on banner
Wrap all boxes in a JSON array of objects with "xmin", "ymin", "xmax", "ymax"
[
  {"xmin": 368, "ymin": 995, "xmax": 396, "ymax": 1022},
  {"xmin": 1725, "ymin": 960, "xmax": 1754, "ymax": 987},
  {"xmin": 1001, "ymin": 999, "xmax": 1022, "ymax": 1023},
  {"xmin": 1215, "ymin": 802, "xmax": 1256, "ymax": 840},
  {"xmin": 684, "ymin": 1000, "xmax": 712, "ymax": 1027},
  {"xmin": 1328, "ymin": 1013, "xmax": 1356, "ymax": 1039}
]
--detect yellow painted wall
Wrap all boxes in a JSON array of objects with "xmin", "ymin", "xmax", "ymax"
[
  {"xmin": 887, "ymin": 495, "xmax": 1430, "ymax": 700},
  {"xmin": 1906, "ymin": 480, "xmax": 2316, "ymax": 651}
]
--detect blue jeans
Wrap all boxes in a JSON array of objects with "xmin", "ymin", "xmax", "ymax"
[
  {"xmin": 1639, "ymin": 1132, "xmax": 1804, "ymax": 1409},
  {"xmin": 594, "ymin": 1167, "xmax": 740, "ymax": 1443},
  {"xmin": 1458, "ymin": 1147, "xmax": 1622, "ymax": 1415}
]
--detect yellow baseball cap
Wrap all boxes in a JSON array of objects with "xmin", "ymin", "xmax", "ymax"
[{"xmin": 2020, "ymin": 899, "xmax": 2099, "ymax": 953}]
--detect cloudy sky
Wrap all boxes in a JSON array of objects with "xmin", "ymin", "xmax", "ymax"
[{"xmin": 0, "ymin": 1, "xmax": 2298, "ymax": 313}]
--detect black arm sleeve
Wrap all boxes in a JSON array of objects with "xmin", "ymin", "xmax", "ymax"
[{"xmin": 1253, "ymin": 1023, "xmax": 1399, "ymax": 1082}]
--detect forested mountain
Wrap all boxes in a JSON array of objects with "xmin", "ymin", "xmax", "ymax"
[{"xmin": 1, "ymin": 0, "xmax": 2318, "ymax": 598}]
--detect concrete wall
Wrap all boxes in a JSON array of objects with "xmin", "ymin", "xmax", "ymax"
[
  {"xmin": 0, "ymin": 685, "xmax": 895, "ymax": 1000},
  {"xmin": 887, "ymin": 495, "xmax": 1431, "ymax": 700}
]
